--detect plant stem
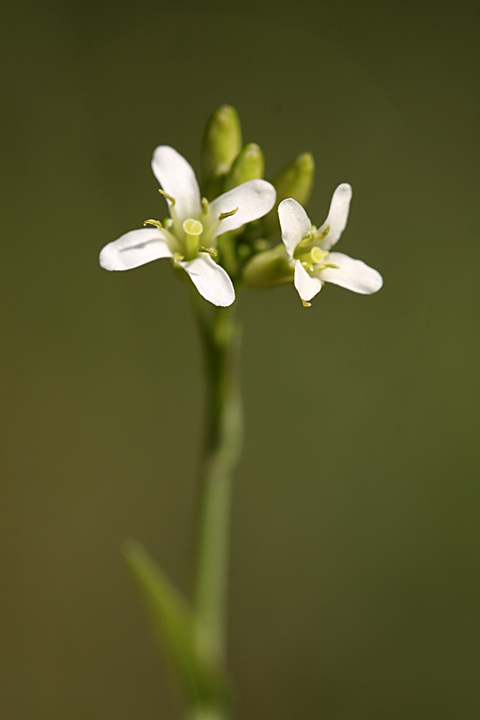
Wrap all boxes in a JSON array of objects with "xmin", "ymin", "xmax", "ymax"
[{"xmin": 191, "ymin": 294, "xmax": 243, "ymax": 670}]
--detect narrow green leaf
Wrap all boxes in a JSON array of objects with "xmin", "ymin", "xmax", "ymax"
[{"xmin": 123, "ymin": 539, "xmax": 229, "ymax": 714}]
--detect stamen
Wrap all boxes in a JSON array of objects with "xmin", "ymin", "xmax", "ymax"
[
  {"xmin": 301, "ymin": 298, "xmax": 312, "ymax": 308},
  {"xmin": 162, "ymin": 217, "xmax": 173, "ymax": 229},
  {"xmin": 218, "ymin": 207, "xmax": 238, "ymax": 221},
  {"xmin": 313, "ymin": 223, "xmax": 330, "ymax": 241},
  {"xmin": 297, "ymin": 231, "xmax": 315, "ymax": 248},
  {"xmin": 158, "ymin": 188, "xmax": 176, "ymax": 205},
  {"xmin": 201, "ymin": 207, "xmax": 240, "ymax": 246},
  {"xmin": 201, "ymin": 198, "xmax": 209, "ymax": 216},
  {"xmin": 301, "ymin": 261, "xmax": 314, "ymax": 272},
  {"xmin": 322, "ymin": 262, "xmax": 340, "ymax": 270},
  {"xmin": 143, "ymin": 219, "xmax": 163, "ymax": 229},
  {"xmin": 198, "ymin": 246, "xmax": 218, "ymax": 259},
  {"xmin": 173, "ymin": 252, "xmax": 184, "ymax": 265}
]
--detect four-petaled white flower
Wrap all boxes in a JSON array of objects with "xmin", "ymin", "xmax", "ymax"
[
  {"xmin": 99, "ymin": 146, "xmax": 276, "ymax": 306},
  {"xmin": 278, "ymin": 185, "xmax": 383, "ymax": 306}
]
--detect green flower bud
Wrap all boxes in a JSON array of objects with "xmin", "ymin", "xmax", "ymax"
[
  {"xmin": 263, "ymin": 152, "xmax": 315, "ymax": 236},
  {"xmin": 241, "ymin": 244, "xmax": 294, "ymax": 288},
  {"xmin": 223, "ymin": 143, "xmax": 265, "ymax": 191},
  {"xmin": 201, "ymin": 105, "xmax": 242, "ymax": 199}
]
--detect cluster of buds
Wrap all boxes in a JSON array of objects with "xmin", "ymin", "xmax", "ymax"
[{"xmin": 99, "ymin": 106, "xmax": 382, "ymax": 306}]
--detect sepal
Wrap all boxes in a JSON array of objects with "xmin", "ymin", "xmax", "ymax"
[
  {"xmin": 241, "ymin": 244, "xmax": 294, "ymax": 288},
  {"xmin": 223, "ymin": 143, "xmax": 264, "ymax": 191},
  {"xmin": 263, "ymin": 152, "xmax": 315, "ymax": 236},
  {"xmin": 201, "ymin": 106, "xmax": 242, "ymax": 200}
]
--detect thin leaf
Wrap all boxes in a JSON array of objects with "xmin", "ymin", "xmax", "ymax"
[{"xmin": 123, "ymin": 539, "xmax": 230, "ymax": 714}]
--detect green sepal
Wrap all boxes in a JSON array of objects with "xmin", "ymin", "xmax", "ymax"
[
  {"xmin": 223, "ymin": 143, "xmax": 264, "ymax": 191},
  {"xmin": 263, "ymin": 152, "xmax": 315, "ymax": 236},
  {"xmin": 201, "ymin": 106, "xmax": 242, "ymax": 200},
  {"xmin": 123, "ymin": 539, "xmax": 230, "ymax": 715},
  {"xmin": 241, "ymin": 244, "xmax": 294, "ymax": 288}
]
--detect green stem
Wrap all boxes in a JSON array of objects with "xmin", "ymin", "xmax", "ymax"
[{"xmin": 191, "ymin": 294, "xmax": 243, "ymax": 670}]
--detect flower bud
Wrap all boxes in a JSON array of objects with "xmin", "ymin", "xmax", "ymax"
[
  {"xmin": 224, "ymin": 143, "xmax": 265, "ymax": 191},
  {"xmin": 201, "ymin": 105, "xmax": 242, "ymax": 199},
  {"xmin": 241, "ymin": 244, "xmax": 293, "ymax": 288},
  {"xmin": 263, "ymin": 152, "xmax": 315, "ymax": 236}
]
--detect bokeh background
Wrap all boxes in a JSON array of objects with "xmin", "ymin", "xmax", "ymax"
[{"xmin": 2, "ymin": 0, "xmax": 479, "ymax": 718}]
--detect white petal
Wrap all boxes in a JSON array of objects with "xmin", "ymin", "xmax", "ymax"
[
  {"xmin": 294, "ymin": 259, "xmax": 322, "ymax": 303},
  {"xmin": 278, "ymin": 198, "xmax": 312, "ymax": 260},
  {"xmin": 318, "ymin": 183, "xmax": 352, "ymax": 251},
  {"xmin": 179, "ymin": 254, "xmax": 235, "ymax": 307},
  {"xmin": 208, "ymin": 180, "xmax": 276, "ymax": 236},
  {"xmin": 99, "ymin": 228, "xmax": 173, "ymax": 271},
  {"xmin": 318, "ymin": 252, "xmax": 383, "ymax": 294},
  {"xmin": 151, "ymin": 146, "xmax": 201, "ymax": 223}
]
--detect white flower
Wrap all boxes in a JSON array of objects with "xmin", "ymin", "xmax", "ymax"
[
  {"xmin": 99, "ymin": 146, "xmax": 276, "ymax": 307},
  {"xmin": 278, "ymin": 186, "xmax": 383, "ymax": 306}
]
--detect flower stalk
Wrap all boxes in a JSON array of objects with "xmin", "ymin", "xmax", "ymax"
[{"xmin": 191, "ymin": 292, "xmax": 243, "ymax": 674}]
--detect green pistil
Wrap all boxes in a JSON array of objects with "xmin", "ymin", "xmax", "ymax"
[
  {"xmin": 297, "ymin": 246, "xmax": 327, "ymax": 267},
  {"xmin": 183, "ymin": 218, "xmax": 203, "ymax": 260}
]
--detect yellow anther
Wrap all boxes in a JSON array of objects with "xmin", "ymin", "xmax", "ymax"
[
  {"xmin": 301, "ymin": 298, "xmax": 312, "ymax": 308},
  {"xmin": 297, "ymin": 232, "xmax": 315, "ymax": 249},
  {"xmin": 159, "ymin": 188, "xmax": 176, "ymax": 205},
  {"xmin": 143, "ymin": 219, "xmax": 163, "ymax": 229},
  {"xmin": 301, "ymin": 261, "xmax": 314, "ymax": 272},
  {"xmin": 198, "ymin": 246, "xmax": 218, "ymax": 259},
  {"xmin": 313, "ymin": 223, "xmax": 330, "ymax": 241},
  {"xmin": 201, "ymin": 197, "xmax": 209, "ymax": 216},
  {"xmin": 173, "ymin": 252, "xmax": 184, "ymax": 265},
  {"xmin": 218, "ymin": 207, "xmax": 239, "ymax": 221}
]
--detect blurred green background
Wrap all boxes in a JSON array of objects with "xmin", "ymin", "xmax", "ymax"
[{"xmin": 1, "ymin": 0, "xmax": 479, "ymax": 718}]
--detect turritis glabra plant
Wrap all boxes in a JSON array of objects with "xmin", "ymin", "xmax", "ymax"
[{"xmin": 99, "ymin": 105, "xmax": 383, "ymax": 720}]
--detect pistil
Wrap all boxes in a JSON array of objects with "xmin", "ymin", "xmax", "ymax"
[{"xmin": 183, "ymin": 218, "xmax": 203, "ymax": 260}]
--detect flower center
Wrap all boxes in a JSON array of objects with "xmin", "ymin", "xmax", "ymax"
[
  {"xmin": 296, "ymin": 246, "xmax": 328, "ymax": 271},
  {"xmin": 148, "ymin": 191, "xmax": 241, "ymax": 265},
  {"xmin": 294, "ymin": 225, "xmax": 340, "ymax": 275}
]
